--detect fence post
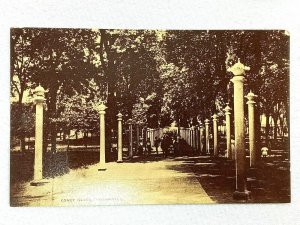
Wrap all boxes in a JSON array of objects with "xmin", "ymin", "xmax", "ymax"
[
  {"xmin": 225, "ymin": 103, "xmax": 232, "ymax": 159},
  {"xmin": 199, "ymin": 122, "xmax": 204, "ymax": 154},
  {"xmin": 117, "ymin": 113, "xmax": 123, "ymax": 163}
]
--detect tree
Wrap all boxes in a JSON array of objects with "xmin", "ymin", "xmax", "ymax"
[
  {"xmin": 11, "ymin": 29, "xmax": 289, "ymax": 158},
  {"xmin": 162, "ymin": 30, "xmax": 289, "ymax": 154},
  {"xmin": 11, "ymin": 28, "xmax": 40, "ymax": 151},
  {"xmin": 56, "ymin": 78, "xmax": 102, "ymax": 138},
  {"xmin": 163, "ymin": 30, "xmax": 232, "ymax": 125},
  {"xmin": 90, "ymin": 29, "xmax": 164, "ymax": 152},
  {"xmin": 11, "ymin": 103, "xmax": 35, "ymax": 150},
  {"xmin": 27, "ymin": 28, "xmax": 97, "ymax": 153}
]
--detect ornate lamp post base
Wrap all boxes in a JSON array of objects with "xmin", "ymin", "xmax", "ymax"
[
  {"xmin": 233, "ymin": 190, "xmax": 251, "ymax": 200},
  {"xmin": 30, "ymin": 179, "xmax": 49, "ymax": 186}
]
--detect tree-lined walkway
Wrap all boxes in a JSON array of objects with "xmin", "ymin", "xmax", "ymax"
[
  {"xmin": 10, "ymin": 29, "xmax": 289, "ymax": 204},
  {"xmin": 11, "ymin": 157, "xmax": 214, "ymax": 206}
]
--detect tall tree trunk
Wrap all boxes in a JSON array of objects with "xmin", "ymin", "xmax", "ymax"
[
  {"xmin": 20, "ymin": 135, "xmax": 26, "ymax": 152},
  {"xmin": 50, "ymin": 118, "xmax": 57, "ymax": 153},
  {"xmin": 47, "ymin": 86, "xmax": 58, "ymax": 154},
  {"xmin": 274, "ymin": 117, "xmax": 278, "ymax": 141},
  {"xmin": 50, "ymin": 128, "xmax": 57, "ymax": 152},
  {"xmin": 43, "ymin": 116, "xmax": 49, "ymax": 156},
  {"xmin": 63, "ymin": 132, "xmax": 66, "ymax": 142},
  {"xmin": 285, "ymin": 108, "xmax": 289, "ymax": 137},
  {"xmin": 279, "ymin": 116, "xmax": 285, "ymax": 139},
  {"xmin": 105, "ymin": 90, "xmax": 117, "ymax": 161},
  {"xmin": 18, "ymin": 96, "xmax": 26, "ymax": 152},
  {"xmin": 84, "ymin": 131, "xmax": 88, "ymax": 149},
  {"xmin": 27, "ymin": 136, "xmax": 30, "ymax": 150},
  {"xmin": 265, "ymin": 114, "xmax": 270, "ymax": 147},
  {"xmin": 254, "ymin": 104, "xmax": 262, "ymax": 163}
]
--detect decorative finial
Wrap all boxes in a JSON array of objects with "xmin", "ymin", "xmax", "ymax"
[
  {"xmin": 95, "ymin": 100, "xmax": 107, "ymax": 112},
  {"xmin": 245, "ymin": 91, "xmax": 257, "ymax": 103},
  {"xmin": 227, "ymin": 59, "xmax": 250, "ymax": 76},
  {"xmin": 212, "ymin": 114, "xmax": 218, "ymax": 120},
  {"xmin": 34, "ymin": 84, "xmax": 45, "ymax": 97},
  {"xmin": 225, "ymin": 103, "xmax": 231, "ymax": 113}
]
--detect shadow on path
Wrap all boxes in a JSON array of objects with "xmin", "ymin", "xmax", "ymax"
[
  {"xmin": 165, "ymin": 156, "xmax": 290, "ymax": 203},
  {"xmin": 10, "ymin": 151, "xmax": 100, "ymax": 184},
  {"xmin": 11, "ymin": 149, "xmax": 290, "ymax": 204}
]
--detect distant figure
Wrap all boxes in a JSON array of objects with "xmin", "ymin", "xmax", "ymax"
[
  {"xmin": 138, "ymin": 139, "xmax": 144, "ymax": 156},
  {"xmin": 154, "ymin": 136, "xmax": 161, "ymax": 155},
  {"xmin": 161, "ymin": 135, "xmax": 167, "ymax": 158},
  {"xmin": 161, "ymin": 134, "xmax": 171, "ymax": 158},
  {"xmin": 146, "ymin": 138, "xmax": 152, "ymax": 155},
  {"xmin": 165, "ymin": 135, "xmax": 172, "ymax": 158},
  {"xmin": 261, "ymin": 146, "xmax": 269, "ymax": 158},
  {"xmin": 169, "ymin": 137, "xmax": 175, "ymax": 156},
  {"xmin": 178, "ymin": 137, "xmax": 186, "ymax": 156},
  {"xmin": 173, "ymin": 137, "xmax": 179, "ymax": 156}
]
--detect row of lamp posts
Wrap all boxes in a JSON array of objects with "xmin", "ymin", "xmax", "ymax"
[
  {"xmin": 86, "ymin": 102, "xmax": 127, "ymax": 170},
  {"xmin": 30, "ymin": 59, "xmax": 256, "ymax": 200},
  {"xmin": 30, "ymin": 87, "xmax": 125, "ymax": 184},
  {"xmin": 189, "ymin": 59, "xmax": 257, "ymax": 200}
]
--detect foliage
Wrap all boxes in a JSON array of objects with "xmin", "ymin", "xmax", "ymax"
[
  {"xmin": 162, "ymin": 30, "xmax": 289, "ymax": 129},
  {"xmin": 10, "ymin": 103, "xmax": 35, "ymax": 139},
  {"xmin": 10, "ymin": 29, "xmax": 289, "ymax": 153},
  {"xmin": 94, "ymin": 30, "xmax": 163, "ymax": 125}
]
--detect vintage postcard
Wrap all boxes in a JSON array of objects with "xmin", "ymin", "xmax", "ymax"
[{"xmin": 10, "ymin": 28, "xmax": 290, "ymax": 206}]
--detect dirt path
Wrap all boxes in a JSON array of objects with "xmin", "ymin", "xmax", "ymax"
[{"xmin": 11, "ymin": 158, "xmax": 214, "ymax": 206}]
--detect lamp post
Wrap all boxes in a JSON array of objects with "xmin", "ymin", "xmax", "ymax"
[
  {"xmin": 199, "ymin": 121, "xmax": 204, "ymax": 155},
  {"xmin": 128, "ymin": 119, "xmax": 133, "ymax": 158},
  {"xmin": 195, "ymin": 125, "xmax": 199, "ymax": 152},
  {"xmin": 117, "ymin": 113, "xmax": 123, "ymax": 163},
  {"xmin": 204, "ymin": 119, "xmax": 210, "ymax": 155},
  {"xmin": 228, "ymin": 59, "xmax": 251, "ymax": 200},
  {"xmin": 212, "ymin": 114, "xmax": 218, "ymax": 157},
  {"xmin": 96, "ymin": 101, "xmax": 107, "ymax": 171},
  {"xmin": 225, "ymin": 103, "xmax": 232, "ymax": 159},
  {"xmin": 31, "ymin": 85, "xmax": 48, "ymax": 186},
  {"xmin": 191, "ymin": 125, "xmax": 195, "ymax": 149},
  {"xmin": 246, "ymin": 91, "xmax": 257, "ymax": 167}
]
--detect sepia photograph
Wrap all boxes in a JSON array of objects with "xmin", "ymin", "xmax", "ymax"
[{"xmin": 10, "ymin": 28, "xmax": 290, "ymax": 206}]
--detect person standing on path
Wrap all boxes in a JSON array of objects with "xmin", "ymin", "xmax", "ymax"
[
  {"xmin": 161, "ymin": 134, "xmax": 168, "ymax": 158},
  {"xmin": 154, "ymin": 136, "xmax": 161, "ymax": 156},
  {"xmin": 146, "ymin": 138, "xmax": 152, "ymax": 155}
]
